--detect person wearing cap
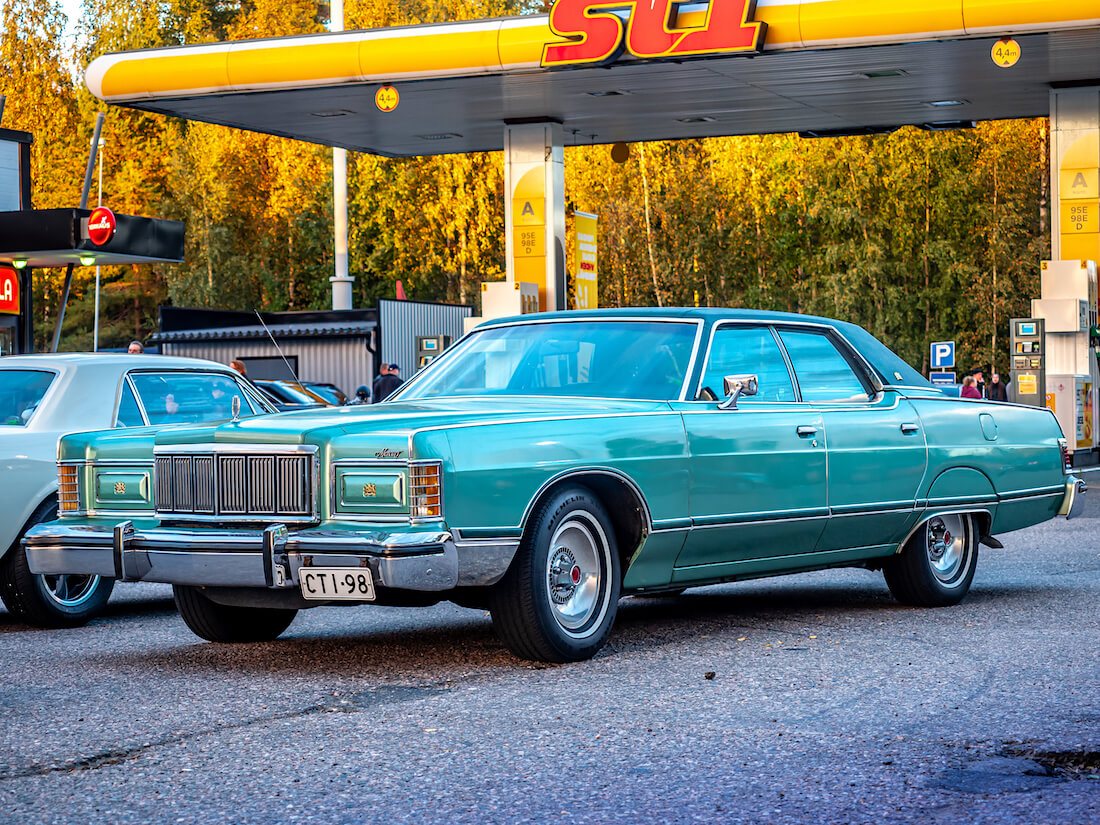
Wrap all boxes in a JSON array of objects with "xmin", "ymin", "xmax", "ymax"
[
  {"xmin": 349, "ymin": 385, "xmax": 371, "ymax": 405},
  {"xmin": 373, "ymin": 363, "xmax": 404, "ymax": 402}
]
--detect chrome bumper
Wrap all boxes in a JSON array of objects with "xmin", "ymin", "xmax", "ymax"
[
  {"xmin": 23, "ymin": 521, "xmax": 471, "ymax": 592},
  {"xmin": 1058, "ymin": 476, "xmax": 1087, "ymax": 520}
]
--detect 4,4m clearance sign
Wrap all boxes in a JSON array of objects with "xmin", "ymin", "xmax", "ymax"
[{"xmin": 542, "ymin": 0, "xmax": 766, "ymax": 66}]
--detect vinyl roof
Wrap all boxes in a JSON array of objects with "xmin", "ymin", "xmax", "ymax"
[{"xmin": 83, "ymin": 1, "xmax": 1100, "ymax": 157}]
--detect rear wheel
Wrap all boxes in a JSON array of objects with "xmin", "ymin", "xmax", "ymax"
[
  {"xmin": 0, "ymin": 497, "xmax": 114, "ymax": 628},
  {"xmin": 489, "ymin": 486, "xmax": 620, "ymax": 663},
  {"xmin": 884, "ymin": 513, "xmax": 978, "ymax": 607},
  {"xmin": 173, "ymin": 585, "xmax": 297, "ymax": 642}
]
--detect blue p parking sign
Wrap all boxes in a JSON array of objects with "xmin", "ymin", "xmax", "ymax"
[{"xmin": 930, "ymin": 341, "xmax": 955, "ymax": 370}]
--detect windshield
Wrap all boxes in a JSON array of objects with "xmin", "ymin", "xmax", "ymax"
[
  {"xmin": 130, "ymin": 372, "xmax": 261, "ymax": 425},
  {"xmin": 397, "ymin": 320, "xmax": 698, "ymax": 401},
  {"xmin": 0, "ymin": 369, "xmax": 56, "ymax": 426}
]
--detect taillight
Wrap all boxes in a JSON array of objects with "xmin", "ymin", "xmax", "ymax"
[
  {"xmin": 1058, "ymin": 438, "xmax": 1072, "ymax": 473},
  {"xmin": 409, "ymin": 462, "xmax": 442, "ymax": 519},
  {"xmin": 58, "ymin": 464, "xmax": 80, "ymax": 512}
]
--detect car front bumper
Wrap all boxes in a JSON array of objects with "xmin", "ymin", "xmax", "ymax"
[
  {"xmin": 22, "ymin": 521, "xmax": 473, "ymax": 592},
  {"xmin": 1058, "ymin": 476, "xmax": 1087, "ymax": 520}
]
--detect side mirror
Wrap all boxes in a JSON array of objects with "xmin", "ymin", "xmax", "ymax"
[{"xmin": 718, "ymin": 374, "xmax": 758, "ymax": 410}]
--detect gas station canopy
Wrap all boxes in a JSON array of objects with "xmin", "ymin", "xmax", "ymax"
[{"xmin": 84, "ymin": 0, "xmax": 1100, "ymax": 157}]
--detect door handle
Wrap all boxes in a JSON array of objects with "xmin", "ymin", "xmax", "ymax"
[
  {"xmin": 900, "ymin": 423, "xmax": 920, "ymax": 434},
  {"xmin": 796, "ymin": 425, "xmax": 818, "ymax": 437}
]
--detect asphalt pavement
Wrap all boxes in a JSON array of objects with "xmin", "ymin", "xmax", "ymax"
[{"xmin": 1, "ymin": 495, "xmax": 1097, "ymax": 825}]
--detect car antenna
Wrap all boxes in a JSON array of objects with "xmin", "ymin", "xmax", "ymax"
[{"xmin": 254, "ymin": 310, "xmax": 302, "ymax": 388}]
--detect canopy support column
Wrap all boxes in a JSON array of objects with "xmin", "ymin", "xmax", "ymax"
[
  {"xmin": 504, "ymin": 121, "xmax": 566, "ymax": 312},
  {"xmin": 1050, "ymin": 87, "xmax": 1100, "ymax": 263}
]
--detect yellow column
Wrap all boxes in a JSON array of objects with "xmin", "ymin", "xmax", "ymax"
[
  {"xmin": 1051, "ymin": 88, "xmax": 1100, "ymax": 263},
  {"xmin": 504, "ymin": 122, "xmax": 566, "ymax": 311}
]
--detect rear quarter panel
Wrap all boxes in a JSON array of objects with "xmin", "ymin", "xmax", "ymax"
[{"xmin": 909, "ymin": 397, "xmax": 1065, "ymax": 534}]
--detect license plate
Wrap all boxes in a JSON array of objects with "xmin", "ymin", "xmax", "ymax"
[{"xmin": 299, "ymin": 567, "xmax": 376, "ymax": 601}]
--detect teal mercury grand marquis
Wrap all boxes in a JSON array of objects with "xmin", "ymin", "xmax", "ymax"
[{"xmin": 25, "ymin": 309, "xmax": 1084, "ymax": 662}]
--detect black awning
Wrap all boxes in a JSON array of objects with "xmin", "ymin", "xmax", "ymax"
[{"xmin": 0, "ymin": 208, "xmax": 184, "ymax": 267}]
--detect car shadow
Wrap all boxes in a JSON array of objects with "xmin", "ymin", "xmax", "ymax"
[{"xmin": 99, "ymin": 611, "xmax": 520, "ymax": 677}]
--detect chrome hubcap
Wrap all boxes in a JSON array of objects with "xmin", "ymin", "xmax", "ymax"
[
  {"xmin": 545, "ymin": 514, "xmax": 609, "ymax": 636},
  {"xmin": 926, "ymin": 515, "xmax": 968, "ymax": 584},
  {"xmin": 39, "ymin": 573, "xmax": 100, "ymax": 608}
]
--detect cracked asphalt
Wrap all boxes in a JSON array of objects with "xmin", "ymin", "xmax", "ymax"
[{"xmin": 1, "ymin": 493, "xmax": 1097, "ymax": 824}]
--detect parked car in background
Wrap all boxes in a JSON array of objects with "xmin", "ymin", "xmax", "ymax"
[
  {"xmin": 0, "ymin": 353, "xmax": 276, "ymax": 627},
  {"xmin": 25, "ymin": 310, "xmax": 1082, "ymax": 661},
  {"xmin": 252, "ymin": 379, "xmax": 332, "ymax": 409},
  {"xmin": 302, "ymin": 381, "xmax": 348, "ymax": 406}
]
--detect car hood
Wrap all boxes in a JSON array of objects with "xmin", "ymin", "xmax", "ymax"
[{"xmin": 151, "ymin": 397, "xmax": 672, "ymax": 449}]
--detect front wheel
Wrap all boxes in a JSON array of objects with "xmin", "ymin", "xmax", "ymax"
[
  {"xmin": 489, "ymin": 486, "xmax": 620, "ymax": 663},
  {"xmin": 884, "ymin": 513, "xmax": 978, "ymax": 607},
  {"xmin": 0, "ymin": 497, "xmax": 115, "ymax": 628},
  {"xmin": 173, "ymin": 585, "xmax": 297, "ymax": 642}
]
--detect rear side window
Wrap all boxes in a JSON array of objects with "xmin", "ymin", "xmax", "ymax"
[
  {"xmin": 0, "ymin": 370, "xmax": 55, "ymax": 426},
  {"xmin": 114, "ymin": 380, "xmax": 146, "ymax": 427},
  {"xmin": 778, "ymin": 330, "xmax": 871, "ymax": 403},
  {"xmin": 129, "ymin": 372, "xmax": 258, "ymax": 426},
  {"xmin": 699, "ymin": 326, "xmax": 795, "ymax": 402}
]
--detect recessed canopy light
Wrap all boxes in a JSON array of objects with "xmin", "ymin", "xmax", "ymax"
[
  {"xmin": 926, "ymin": 99, "xmax": 967, "ymax": 107},
  {"xmin": 418, "ymin": 133, "xmax": 462, "ymax": 141},
  {"xmin": 11, "ymin": 259, "xmax": 27, "ymax": 270},
  {"xmin": 310, "ymin": 109, "xmax": 354, "ymax": 118},
  {"xmin": 677, "ymin": 116, "xmax": 716, "ymax": 123},
  {"xmin": 918, "ymin": 120, "xmax": 976, "ymax": 131},
  {"xmin": 79, "ymin": 254, "xmax": 96, "ymax": 266},
  {"xmin": 858, "ymin": 69, "xmax": 907, "ymax": 79}
]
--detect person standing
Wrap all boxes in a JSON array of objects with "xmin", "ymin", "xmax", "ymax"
[
  {"xmin": 970, "ymin": 368, "xmax": 986, "ymax": 398},
  {"xmin": 987, "ymin": 372, "xmax": 1009, "ymax": 402},
  {"xmin": 349, "ymin": 385, "xmax": 371, "ymax": 405},
  {"xmin": 127, "ymin": 341, "xmax": 144, "ymax": 354},
  {"xmin": 960, "ymin": 376, "xmax": 982, "ymax": 399},
  {"xmin": 230, "ymin": 359, "xmax": 247, "ymax": 377},
  {"xmin": 372, "ymin": 363, "xmax": 389, "ymax": 401},
  {"xmin": 373, "ymin": 363, "xmax": 404, "ymax": 402}
]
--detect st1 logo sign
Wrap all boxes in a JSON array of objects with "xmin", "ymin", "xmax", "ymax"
[{"xmin": 542, "ymin": 0, "xmax": 766, "ymax": 67}]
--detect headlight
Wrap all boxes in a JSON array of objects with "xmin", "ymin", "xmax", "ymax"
[
  {"xmin": 57, "ymin": 461, "xmax": 153, "ymax": 516},
  {"xmin": 93, "ymin": 469, "xmax": 152, "ymax": 510},
  {"xmin": 331, "ymin": 460, "xmax": 443, "ymax": 521}
]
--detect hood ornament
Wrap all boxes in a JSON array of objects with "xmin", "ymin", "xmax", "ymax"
[{"xmin": 231, "ymin": 395, "xmax": 241, "ymax": 422}]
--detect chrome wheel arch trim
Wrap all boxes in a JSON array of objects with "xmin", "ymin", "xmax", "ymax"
[
  {"xmin": 894, "ymin": 508, "xmax": 991, "ymax": 555},
  {"xmin": 518, "ymin": 467, "xmax": 655, "ymax": 538}
]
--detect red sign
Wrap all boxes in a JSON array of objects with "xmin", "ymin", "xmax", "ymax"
[
  {"xmin": 542, "ymin": 0, "xmax": 766, "ymax": 67},
  {"xmin": 0, "ymin": 267, "xmax": 19, "ymax": 315},
  {"xmin": 87, "ymin": 207, "xmax": 117, "ymax": 246}
]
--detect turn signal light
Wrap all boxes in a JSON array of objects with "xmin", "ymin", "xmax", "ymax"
[
  {"xmin": 58, "ymin": 464, "xmax": 80, "ymax": 512},
  {"xmin": 409, "ymin": 462, "xmax": 442, "ymax": 519}
]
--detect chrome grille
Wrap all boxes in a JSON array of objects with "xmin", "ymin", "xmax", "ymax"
[{"xmin": 155, "ymin": 450, "xmax": 315, "ymax": 521}]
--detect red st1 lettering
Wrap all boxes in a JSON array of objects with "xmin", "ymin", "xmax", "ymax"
[{"xmin": 542, "ymin": 0, "xmax": 766, "ymax": 67}]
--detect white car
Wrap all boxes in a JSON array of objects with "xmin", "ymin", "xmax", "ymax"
[{"xmin": 0, "ymin": 353, "xmax": 275, "ymax": 627}]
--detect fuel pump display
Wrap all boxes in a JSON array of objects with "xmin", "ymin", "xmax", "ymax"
[{"xmin": 1010, "ymin": 318, "xmax": 1045, "ymax": 406}]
